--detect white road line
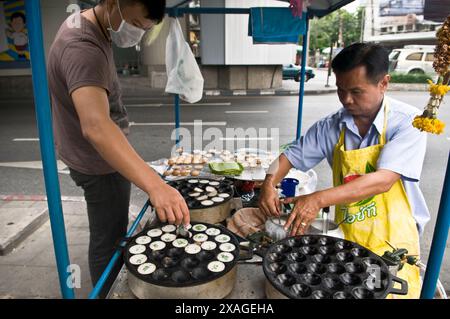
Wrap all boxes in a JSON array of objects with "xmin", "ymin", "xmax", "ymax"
[
  {"xmin": 13, "ymin": 138, "xmax": 39, "ymax": 142},
  {"xmin": 125, "ymin": 104, "xmax": 162, "ymax": 107},
  {"xmin": 0, "ymin": 160, "xmax": 68, "ymax": 171},
  {"xmin": 225, "ymin": 111, "xmax": 268, "ymax": 114},
  {"xmin": 129, "ymin": 122, "xmax": 227, "ymax": 126},
  {"xmin": 220, "ymin": 137, "xmax": 274, "ymax": 141},
  {"xmin": 125, "ymin": 102, "xmax": 231, "ymax": 107}
]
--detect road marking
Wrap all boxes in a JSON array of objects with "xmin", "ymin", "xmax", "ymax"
[
  {"xmin": 0, "ymin": 195, "xmax": 85, "ymax": 202},
  {"xmin": 125, "ymin": 102, "xmax": 231, "ymax": 107},
  {"xmin": 0, "ymin": 160, "xmax": 68, "ymax": 171},
  {"xmin": 225, "ymin": 111, "xmax": 268, "ymax": 114},
  {"xmin": 125, "ymin": 104, "xmax": 162, "ymax": 108},
  {"xmin": 13, "ymin": 138, "xmax": 39, "ymax": 142},
  {"xmin": 130, "ymin": 122, "xmax": 227, "ymax": 126},
  {"xmin": 220, "ymin": 137, "xmax": 274, "ymax": 141}
]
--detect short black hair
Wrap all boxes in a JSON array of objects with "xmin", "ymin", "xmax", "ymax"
[
  {"xmin": 99, "ymin": 0, "xmax": 166, "ymax": 24},
  {"xmin": 11, "ymin": 12, "xmax": 26, "ymax": 24},
  {"xmin": 331, "ymin": 43, "xmax": 389, "ymax": 84}
]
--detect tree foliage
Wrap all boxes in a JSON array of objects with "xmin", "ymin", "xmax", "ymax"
[{"xmin": 309, "ymin": 8, "xmax": 364, "ymax": 53}]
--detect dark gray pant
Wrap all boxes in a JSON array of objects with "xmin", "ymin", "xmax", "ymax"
[{"xmin": 69, "ymin": 168, "xmax": 130, "ymax": 298}]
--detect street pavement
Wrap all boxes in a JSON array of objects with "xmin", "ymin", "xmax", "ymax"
[{"xmin": 0, "ymin": 78, "xmax": 448, "ymax": 298}]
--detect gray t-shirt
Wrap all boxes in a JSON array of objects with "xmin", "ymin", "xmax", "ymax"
[{"xmin": 48, "ymin": 12, "xmax": 129, "ymax": 175}]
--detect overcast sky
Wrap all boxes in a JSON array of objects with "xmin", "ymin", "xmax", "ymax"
[{"xmin": 342, "ymin": 0, "xmax": 361, "ymax": 13}]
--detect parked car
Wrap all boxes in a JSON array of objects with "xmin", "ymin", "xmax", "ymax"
[
  {"xmin": 389, "ymin": 45, "xmax": 435, "ymax": 75},
  {"xmin": 282, "ymin": 64, "xmax": 315, "ymax": 82}
]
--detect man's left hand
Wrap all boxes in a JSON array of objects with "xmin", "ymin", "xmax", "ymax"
[{"xmin": 283, "ymin": 193, "xmax": 322, "ymax": 236}]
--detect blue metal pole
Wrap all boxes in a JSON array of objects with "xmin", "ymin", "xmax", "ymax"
[
  {"xmin": 25, "ymin": 0, "xmax": 74, "ymax": 299},
  {"xmin": 89, "ymin": 200, "xmax": 151, "ymax": 299},
  {"xmin": 296, "ymin": 15, "xmax": 310, "ymax": 140},
  {"xmin": 166, "ymin": 7, "xmax": 250, "ymax": 17},
  {"xmin": 421, "ymin": 152, "xmax": 450, "ymax": 299},
  {"xmin": 175, "ymin": 94, "xmax": 181, "ymax": 147}
]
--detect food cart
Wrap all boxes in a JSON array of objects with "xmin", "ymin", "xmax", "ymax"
[{"xmin": 24, "ymin": 0, "xmax": 448, "ymax": 299}]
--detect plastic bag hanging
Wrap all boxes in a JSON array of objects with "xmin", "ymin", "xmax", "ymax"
[{"xmin": 165, "ymin": 18, "xmax": 204, "ymax": 104}]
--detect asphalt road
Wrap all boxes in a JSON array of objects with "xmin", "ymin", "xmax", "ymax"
[{"xmin": 0, "ymin": 91, "xmax": 449, "ymax": 290}]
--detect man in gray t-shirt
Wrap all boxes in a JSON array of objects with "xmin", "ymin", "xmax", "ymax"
[{"xmin": 47, "ymin": 0, "xmax": 189, "ymax": 297}]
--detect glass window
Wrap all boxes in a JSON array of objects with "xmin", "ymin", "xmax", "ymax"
[
  {"xmin": 389, "ymin": 51, "xmax": 400, "ymax": 60},
  {"xmin": 406, "ymin": 52, "xmax": 423, "ymax": 61},
  {"xmin": 425, "ymin": 53, "xmax": 434, "ymax": 62}
]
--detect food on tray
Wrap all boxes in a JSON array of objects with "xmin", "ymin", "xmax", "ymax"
[
  {"xmin": 209, "ymin": 162, "xmax": 244, "ymax": 176},
  {"xmin": 147, "ymin": 228, "xmax": 163, "ymax": 238},
  {"xmin": 206, "ymin": 228, "xmax": 221, "ymax": 236},
  {"xmin": 135, "ymin": 236, "xmax": 152, "ymax": 245},
  {"xmin": 172, "ymin": 169, "xmax": 181, "ymax": 176},
  {"xmin": 217, "ymin": 252, "xmax": 234, "ymax": 263},
  {"xmin": 207, "ymin": 261, "xmax": 225, "ymax": 273},
  {"xmin": 215, "ymin": 234, "xmax": 231, "ymax": 243},
  {"xmin": 172, "ymin": 238, "xmax": 189, "ymax": 248},
  {"xmin": 162, "ymin": 225, "xmax": 177, "ymax": 233},
  {"xmin": 185, "ymin": 244, "xmax": 202, "ymax": 255},
  {"xmin": 191, "ymin": 170, "xmax": 200, "ymax": 177},
  {"xmin": 188, "ymin": 192, "xmax": 201, "ymax": 198},
  {"xmin": 219, "ymin": 243, "xmax": 236, "ymax": 252},
  {"xmin": 193, "ymin": 233, "xmax": 208, "ymax": 243},
  {"xmin": 137, "ymin": 263, "xmax": 156, "ymax": 275},
  {"xmin": 201, "ymin": 200, "xmax": 214, "ymax": 206},
  {"xmin": 192, "ymin": 224, "xmax": 207, "ymax": 232},
  {"xmin": 129, "ymin": 244, "xmax": 146, "ymax": 255},
  {"xmin": 201, "ymin": 241, "xmax": 217, "ymax": 251},
  {"xmin": 161, "ymin": 233, "xmax": 177, "ymax": 242},
  {"xmin": 150, "ymin": 241, "xmax": 166, "ymax": 251},
  {"xmin": 129, "ymin": 254, "xmax": 148, "ymax": 265},
  {"xmin": 167, "ymin": 178, "xmax": 234, "ymax": 209}
]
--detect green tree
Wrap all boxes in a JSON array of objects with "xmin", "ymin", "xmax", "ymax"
[{"xmin": 309, "ymin": 7, "xmax": 364, "ymax": 53}]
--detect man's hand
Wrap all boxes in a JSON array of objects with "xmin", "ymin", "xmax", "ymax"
[
  {"xmin": 258, "ymin": 183, "xmax": 281, "ymax": 217},
  {"xmin": 148, "ymin": 182, "xmax": 190, "ymax": 226},
  {"xmin": 284, "ymin": 193, "xmax": 321, "ymax": 236}
]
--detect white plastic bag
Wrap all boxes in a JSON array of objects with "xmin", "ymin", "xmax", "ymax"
[{"xmin": 165, "ymin": 18, "xmax": 204, "ymax": 103}]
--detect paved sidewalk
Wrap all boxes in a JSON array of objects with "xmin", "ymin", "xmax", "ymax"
[{"xmin": 0, "ymin": 197, "xmax": 155, "ymax": 299}]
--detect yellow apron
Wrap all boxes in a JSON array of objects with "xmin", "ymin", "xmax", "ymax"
[{"xmin": 332, "ymin": 101, "xmax": 421, "ymax": 299}]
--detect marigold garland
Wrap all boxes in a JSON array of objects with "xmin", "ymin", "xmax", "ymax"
[{"xmin": 413, "ymin": 15, "xmax": 450, "ymax": 135}]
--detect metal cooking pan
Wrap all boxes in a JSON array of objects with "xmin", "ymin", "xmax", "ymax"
[{"xmin": 124, "ymin": 222, "xmax": 252, "ymax": 299}]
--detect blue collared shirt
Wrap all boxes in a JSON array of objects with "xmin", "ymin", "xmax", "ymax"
[{"xmin": 284, "ymin": 96, "xmax": 429, "ymax": 235}]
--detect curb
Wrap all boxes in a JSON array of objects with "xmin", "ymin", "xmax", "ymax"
[{"xmin": 0, "ymin": 204, "xmax": 49, "ymax": 256}]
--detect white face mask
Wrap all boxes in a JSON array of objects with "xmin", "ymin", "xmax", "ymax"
[{"xmin": 107, "ymin": 0, "xmax": 146, "ymax": 48}]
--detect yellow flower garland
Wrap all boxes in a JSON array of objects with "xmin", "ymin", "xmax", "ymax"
[
  {"xmin": 412, "ymin": 15, "xmax": 450, "ymax": 135},
  {"xmin": 427, "ymin": 80, "xmax": 450, "ymax": 96},
  {"xmin": 412, "ymin": 116, "xmax": 446, "ymax": 135}
]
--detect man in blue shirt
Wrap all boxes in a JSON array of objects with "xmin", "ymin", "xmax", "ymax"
[
  {"xmin": 259, "ymin": 43, "xmax": 428, "ymax": 298},
  {"xmin": 259, "ymin": 43, "xmax": 429, "ymax": 238}
]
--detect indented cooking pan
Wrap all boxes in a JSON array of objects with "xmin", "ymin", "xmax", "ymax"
[
  {"xmin": 124, "ymin": 222, "xmax": 250, "ymax": 299},
  {"xmin": 167, "ymin": 178, "xmax": 235, "ymax": 224},
  {"xmin": 263, "ymin": 235, "xmax": 408, "ymax": 299}
]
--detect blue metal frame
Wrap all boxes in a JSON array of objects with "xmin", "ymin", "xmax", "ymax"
[
  {"xmin": 25, "ymin": 0, "xmax": 75, "ymax": 299},
  {"xmin": 26, "ymin": 0, "xmax": 448, "ymax": 299},
  {"xmin": 421, "ymin": 152, "xmax": 450, "ymax": 298},
  {"xmin": 89, "ymin": 201, "xmax": 151, "ymax": 299},
  {"xmin": 296, "ymin": 15, "xmax": 310, "ymax": 140},
  {"xmin": 175, "ymin": 94, "xmax": 181, "ymax": 147}
]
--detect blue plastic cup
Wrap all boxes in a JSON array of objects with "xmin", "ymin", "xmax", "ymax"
[{"xmin": 281, "ymin": 178, "xmax": 299, "ymax": 197}]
